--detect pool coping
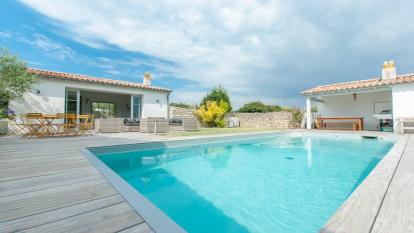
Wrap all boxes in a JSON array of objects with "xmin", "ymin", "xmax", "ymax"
[
  {"xmin": 82, "ymin": 148, "xmax": 186, "ymax": 233},
  {"xmin": 82, "ymin": 130, "xmax": 406, "ymax": 233}
]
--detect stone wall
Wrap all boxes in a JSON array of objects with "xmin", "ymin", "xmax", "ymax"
[
  {"xmin": 232, "ymin": 112, "xmax": 293, "ymax": 128},
  {"xmin": 170, "ymin": 106, "xmax": 196, "ymax": 119}
]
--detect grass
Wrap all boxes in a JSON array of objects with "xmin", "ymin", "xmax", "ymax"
[{"xmin": 163, "ymin": 127, "xmax": 281, "ymax": 137}]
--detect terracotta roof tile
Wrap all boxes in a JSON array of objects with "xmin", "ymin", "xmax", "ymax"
[
  {"xmin": 301, "ymin": 73, "xmax": 414, "ymax": 95},
  {"xmin": 27, "ymin": 68, "xmax": 171, "ymax": 92}
]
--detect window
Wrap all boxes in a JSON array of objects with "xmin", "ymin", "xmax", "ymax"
[
  {"xmin": 92, "ymin": 102, "xmax": 116, "ymax": 118},
  {"xmin": 132, "ymin": 96, "xmax": 142, "ymax": 118},
  {"xmin": 65, "ymin": 90, "xmax": 78, "ymax": 114}
]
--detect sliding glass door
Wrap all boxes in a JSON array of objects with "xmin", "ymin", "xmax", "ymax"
[
  {"xmin": 65, "ymin": 89, "xmax": 79, "ymax": 114},
  {"xmin": 132, "ymin": 95, "xmax": 142, "ymax": 118}
]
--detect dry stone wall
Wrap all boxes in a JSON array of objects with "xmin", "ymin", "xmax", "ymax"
[
  {"xmin": 170, "ymin": 106, "xmax": 293, "ymax": 129},
  {"xmin": 232, "ymin": 112, "xmax": 293, "ymax": 128},
  {"xmin": 170, "ymin": 106, "xmax": 196, "ymax": 119}
]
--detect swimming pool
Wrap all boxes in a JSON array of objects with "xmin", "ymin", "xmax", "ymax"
[{"xmin": 89, "ymin": 134, "xmax": 394, "ymax": 233}]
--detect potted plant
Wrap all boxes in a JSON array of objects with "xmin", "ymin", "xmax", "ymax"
[{"xmin": 0, "ymin": 106, "xmax": 11, "ymax": 135}]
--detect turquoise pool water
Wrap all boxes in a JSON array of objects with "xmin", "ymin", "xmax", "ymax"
[{"xmin": 95, "ymin": 134, "xmax": 394, "ymax": 233}]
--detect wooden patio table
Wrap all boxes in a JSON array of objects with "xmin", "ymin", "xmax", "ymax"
[
  {"xmin": 316, "ymin": 117, "xmax": 364, "ymax": 131},
  {"xmin": 41, "ymin": 114, "xmax": 63, "ymax": 136}
]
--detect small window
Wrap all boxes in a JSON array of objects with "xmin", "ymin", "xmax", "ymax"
[{"xmin": 92, "ymin": 102, "xmax": 116, "ymax": 118}]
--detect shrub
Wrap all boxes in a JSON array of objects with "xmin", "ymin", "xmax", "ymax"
[
  {"xmin": 237, "ymin": 101, "xmax": 283, "ymax": 113},
  {"xmin": 288, "ymin": 107, "xmax": 304, "ymax": 128},
  {"xmin": 195, "ymin": 101, "xmax": 229, "ymax": 127},
  {"xmin": 200, "ymin": 86, "xmax": 232, "ymax": 112}
]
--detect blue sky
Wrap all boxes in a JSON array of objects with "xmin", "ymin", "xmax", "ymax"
[{"xmin": 1, "ymin": 0, "xmax": 414, "ymax": 108}]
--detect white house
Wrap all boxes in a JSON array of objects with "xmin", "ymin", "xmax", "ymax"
[
  {"xmin": 10, "ymin": 68, "xmax": 171, "ymax": 119},
  {"xmin": 301, "ymin": 61, "xmax": 414, "ymax": 132}
]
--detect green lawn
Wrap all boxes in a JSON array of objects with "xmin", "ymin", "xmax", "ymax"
[{"xmin": 163, "ymin": 127, "xmax": 280, "ymax": 137}]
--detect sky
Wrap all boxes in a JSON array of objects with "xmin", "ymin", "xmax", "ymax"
[{"xmin": 1, "ymin": 0, "xmax": 414, "ymax": 108}]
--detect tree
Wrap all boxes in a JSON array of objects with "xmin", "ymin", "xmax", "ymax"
[
  {"xmin": 195, "ymin": 101, "xmax": 229, "ymax": 127},
  {"xmin": 0, "ymin": 48, "xmax": 39, "ymax": 102},
  {"xmin": 237, "ymin": 101, "xmax": 283, "ymax": 113},
  {"xmin": 200, "ymin": 86, "xmax": 232, "ymax": 112}
]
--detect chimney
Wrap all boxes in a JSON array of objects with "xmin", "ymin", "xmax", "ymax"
[
  {"xmin": 381, "ymin": 60, "xmax": 397, "ymax": 80},
  {"xmin": 143, "ymin": 72, "xmax": 152, "ymax": 85}
]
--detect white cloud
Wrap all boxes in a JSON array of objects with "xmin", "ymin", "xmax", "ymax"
[
  {"xmin": 19, "ymin": 0, "xmax": 414, "ymax": 108},
  {"xmin": 0, "ymin": 31, "xmax": 11, "ymax": 38}
]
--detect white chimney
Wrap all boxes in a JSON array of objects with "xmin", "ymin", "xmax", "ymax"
[
  {"xmin": 381, "ymin": 60, "xmax": 397, "ymax": 80},
  {"xmin": 143, "ymin": 72, "xmax": 152, "ymax": 85}
]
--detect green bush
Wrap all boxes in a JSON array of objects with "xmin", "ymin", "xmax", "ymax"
[
  {"xmin": 237, "ymin": 101, "xmax": 282, "ymax": 113},
  {"xmin": 200, "ymin": 86, "xmax": 232, "ymax": 112}
]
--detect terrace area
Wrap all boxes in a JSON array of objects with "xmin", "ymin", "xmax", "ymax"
[{"xmin": 0, "ymin": 131, "xmax": 413, "ymax": 232}]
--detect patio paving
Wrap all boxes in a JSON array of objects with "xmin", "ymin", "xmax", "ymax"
[{"xmin": 0, "ymin": 131, "xmax": 413, "ymax": 233}]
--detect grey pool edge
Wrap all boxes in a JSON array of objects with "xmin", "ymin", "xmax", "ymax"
[
  {"xmin": 82, "ymin": 148, "xmax": 186, "ymax": 233},
  {"xmin": 82, "ymin": 131, "xmax": 406, "ymax": 233}
]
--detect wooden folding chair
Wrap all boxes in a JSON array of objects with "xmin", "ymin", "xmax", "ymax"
[
  {"xmin": 58, "ymin": 113, "xmax": 77, "ymax": 136},
  {"xmin": 66, "ymin": 114, "xmax": 77, "ymax": 136},
  {"xmin": 8, "ymin": 115, "xmax": 27, "ymax": 136},
  {"xmin": 22, "ymin": 113, "xmax": 44, "ymax": 137},
  {"xmin": 54, "ymin": 113, "xmax": 66, "ymax": 136},
  {"xmin": 77, "ymin": 114, "xmax": 95, "ymax": 136}
]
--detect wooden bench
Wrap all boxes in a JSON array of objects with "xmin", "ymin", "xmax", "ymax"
[{"xmin": 316, "ymin": 117, "xmax": 364, "ymax": 131}]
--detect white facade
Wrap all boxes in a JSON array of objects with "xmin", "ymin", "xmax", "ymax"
[
  {"xmin": 9, "ymin": 77, "xmax": 170, "ymax": 118},
  {"xmin": 313, "ymin": 90, "xmax": 392, "ymax": 130},
  {"xmin": 392, "ymin": 83, "xmax": 414, "ymax": 119},
  {"xmin": 306, "ymin": 83, "xmax": 414, "ymax": 132}
]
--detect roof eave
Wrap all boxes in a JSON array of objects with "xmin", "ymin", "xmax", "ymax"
[
  {"xmin": 40, "ymin": 75, "xmax": 171, "ymax": 93},
  {"xmin": 301, "ymin": 85, "xmax": 393, "ymax": 97}
]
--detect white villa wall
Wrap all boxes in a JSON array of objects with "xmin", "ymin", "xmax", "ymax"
[
  {"xmin": 392, "ymin": 83, "xmax": 414, "ymax": 119},
  {"xmin": 315, "ymin": 91, "xmax": 392, "ymax": 130},
  {"xmin": 9, "ymin": 79, "xmax": 66, "ymax": 114},
  {"xmin": 9, "ymin": 77, "xmax": 169, "ymax": 118}
]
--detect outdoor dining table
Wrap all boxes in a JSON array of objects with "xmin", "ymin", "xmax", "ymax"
[
  {"xmin": 20, "ymin": 114, "xmax": 93, "ymax": 137},
  {"xmin": 41, "ymin": 114, "xmax": 63, "ymax": 135}
]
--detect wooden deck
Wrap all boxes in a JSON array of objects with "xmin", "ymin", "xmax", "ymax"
[
  {"xmin": 0, "ymin": 132, "xmax": 413, "ymax": 233},
  {"xmin": 0, "ymin": 134, "xmax": 163, "ymax": 233}
]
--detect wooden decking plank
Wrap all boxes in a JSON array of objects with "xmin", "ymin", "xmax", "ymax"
[
  {"xmin": 0, "ymin": 173, "xmax": 102, "ymax": 197},
  {"xmin": 0, "ymin": 179, "xmax": 109, "ymax": 208},
  {"xmin": 0, "ymin": 194, "xmax": 124, "ymax": 232},
  {"xmin": 0, "ymin": 156, "xmax": 87, "ymax": 169},
  {"xmin": 0, "ymin": 185, "xmax": 117, "ymax": 222},
  {"xmin": 0, "ymin": 161, "xmax": 91, "ymax": 181},
  {"xmin": 0, "ymin": 159, "xmax": 89, "ymax": 171},
  {"xmin": 21, "ymin": 202, "xmax": 144, "ymax": 233},
  {"xmin": 0, "ymin": 167, "xmax": 98, "ymax": 191},
  {"xmin": 370, "ymin": 137, "xmax": 414, "ymax": 233}
]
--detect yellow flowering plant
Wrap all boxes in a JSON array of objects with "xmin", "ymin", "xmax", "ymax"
[{"xmin": 195, "ymin": 100, "xmax": 229, "ymax": 127}]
